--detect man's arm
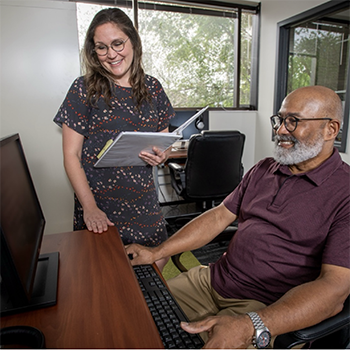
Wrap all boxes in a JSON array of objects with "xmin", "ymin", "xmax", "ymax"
[
  {"xmin": 182, "ymin": 263, "xmax": 350, "ymax": 349},
  {"xmin": 126, "ymin": 203, "xmax": 237, "ymax": 265}
]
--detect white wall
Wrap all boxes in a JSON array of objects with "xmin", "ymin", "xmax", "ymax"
[
  {"xmin": 209, "ymin": 111, "xmax": 256, "ymax": 172},
  {"xmin": 0, "ymin": 0, "xmax": 348, "ymax": 235},
  {"xmin": 0, "ymin": 0, "xmax": 80, "ymax": 234}
]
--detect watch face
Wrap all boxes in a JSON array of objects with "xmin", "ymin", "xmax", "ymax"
[{"xmin": 257, "ymin": 331, "xmax": 271, "ymax": 348}]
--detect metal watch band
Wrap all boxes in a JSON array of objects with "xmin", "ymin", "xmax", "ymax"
[
  {"xmin": 247, "ymin": 312, "xmax": 266, "ymax": 329},
  {"xmin": 246, "ymin": 312, "xmax": 271, "ymax": 349}
]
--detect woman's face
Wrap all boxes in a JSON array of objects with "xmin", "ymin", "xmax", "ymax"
[{"xmin": 93, "ymin": 22, "xmax": 133, "ymax": 87}]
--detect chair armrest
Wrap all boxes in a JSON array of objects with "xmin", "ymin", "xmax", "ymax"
[
  {"xmin": 168, "ymin": 162, "xmax": 186, "ymax": 197},
  {"xmin": 168, "ymin": 162, "xmax": 184, "ymax": 172},
  {"xmin": 274, "ymin": 295, "xmax": 350, "ymax": 349}
]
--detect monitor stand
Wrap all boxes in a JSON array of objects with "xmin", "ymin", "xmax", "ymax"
[{"xmin": 1, "ymin": 252, "xmax": 59, "ymax": 316}]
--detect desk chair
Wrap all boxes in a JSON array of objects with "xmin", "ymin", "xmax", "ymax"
[
  {"xmin": 167, "ymin": 130, "xmax": 245, "ymax": 271},
  {"xmin": 168, "ymin": 130, "xmax": 245, "ymax": 211},
  {"xmin": 274, "ymin": 295, "xmax": 350, "ymax": 349}
]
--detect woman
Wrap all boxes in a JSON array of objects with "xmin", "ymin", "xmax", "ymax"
[{"xmin": 54, "ymin": 8, "xmax": 174, "ymax": 270}]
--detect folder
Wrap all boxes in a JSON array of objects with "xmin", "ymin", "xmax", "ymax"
[{"xmin": 94, "ymin": 106, "xmax": 209, "ymax": 167}]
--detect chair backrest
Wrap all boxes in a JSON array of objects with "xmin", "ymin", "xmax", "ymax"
[{"xmin": 184, "ymin": 130, "xmax": 245, "ymax": 200}]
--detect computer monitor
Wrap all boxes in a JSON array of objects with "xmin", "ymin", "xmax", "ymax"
[
  {"xmin": 0, "ymin": 133, "xmax": 59, "ymax": 316},
  {"xmin": 169, "ymin": 109, "xmax": 209, "ymax": 141}
]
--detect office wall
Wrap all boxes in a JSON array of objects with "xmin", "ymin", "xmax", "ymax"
[
  {"xmin": 1, "ymin": 0, "xmax": 348, "ymax": 235},
  {"xmin": 0, "ymin": 0, "xmax": 80, "ymax": 234},
  {"xmin": 209, "ymin": 111, "xmax": 256, "ymax": 172}
]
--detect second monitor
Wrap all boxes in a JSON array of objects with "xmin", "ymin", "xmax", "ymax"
[{"xmin": 169, "ymin": 109, "xmax": 209, "ymax": 141}]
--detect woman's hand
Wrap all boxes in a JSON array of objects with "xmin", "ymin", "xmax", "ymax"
[
  {"xmin": 139, "ymin": 146, "xmax": 170, "ymax": 166},
  {"xmin": 83, "ymin": 206, "xmax": 114, "ymax": 234}
]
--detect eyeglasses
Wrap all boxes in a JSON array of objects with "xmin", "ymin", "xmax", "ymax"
[
  {"xmin": 94, "ymin": 38, "xmax": 129, "ymax": 56},
  {"xmin": 270, "ymin": 115, "xmax": 332, "ymax": 133}
]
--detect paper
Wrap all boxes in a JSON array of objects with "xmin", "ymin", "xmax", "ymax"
[
  {"xmin": 94, "ymin": 106, "xmax": 209, "ymax": 168},
  {"xmin": 94, "ymin": 132, "xmax": 181, "ymax": 167}
]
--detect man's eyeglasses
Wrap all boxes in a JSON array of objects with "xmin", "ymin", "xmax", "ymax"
[
  {"xmin": 270, "ymin": 115, "xmax": 332, "ymax": 133},
  {"xmin": 94, "ymin": 38, "xmax": 129, "ymax": 56}
]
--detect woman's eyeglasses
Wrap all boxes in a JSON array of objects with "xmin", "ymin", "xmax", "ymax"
[{"xmin": 94, "ymin": 38, "xmax": 129, "ymax": 56}]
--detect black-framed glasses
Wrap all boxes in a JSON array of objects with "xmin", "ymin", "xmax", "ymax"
[
  {"xmin": 94, "ymin": 38, "xmax": 129, "ymax": 56},
  {"xmin": 270, "ymin": 115, "xmax": 332, "ymax": 133}
]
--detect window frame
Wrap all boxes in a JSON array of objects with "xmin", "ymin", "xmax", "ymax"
[
  {"xmin": 72, "ymin": 0, "xmax": 261, "ymax": 110},
  {"xmin": 274, "ymin": 0, "xmax": 349, "ymax": 152}
]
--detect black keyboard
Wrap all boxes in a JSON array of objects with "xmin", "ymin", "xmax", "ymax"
[{"xmin": 133, "ymin": 264, "xmax": 204, "ymax": 349}]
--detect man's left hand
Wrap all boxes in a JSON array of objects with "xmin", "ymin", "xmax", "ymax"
[{"xmin": 181, "ymin": 315, "xmax": 253, "ymax": 349}]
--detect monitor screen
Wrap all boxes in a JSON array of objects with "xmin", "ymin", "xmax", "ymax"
[
  {"xmin": 0, "ymin": 134, "xmax": 59, "ymax": 315},
  {"xmin": 169, "ymin": 109, "xmax": 209, "ymax": 141}
]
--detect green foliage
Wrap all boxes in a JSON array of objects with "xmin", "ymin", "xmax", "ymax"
[
  {"xmin": 288, "ymin": 25, "xmax": 348, "ymax": 94},
  {"xmin": 77, "ymin": 3, "xmax": 255, "ymax": 108},
  {"xmin": 140, "ymin": 9, "xmax": 253, "ymax": 108}
]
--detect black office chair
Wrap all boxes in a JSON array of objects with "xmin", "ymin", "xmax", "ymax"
[
  {"xmin": 274, "ymin": 294, "xmax": 350, "ymax": 349},
  {"xmin": 167, "ymin": 130, "xmax": 245, "ymax": 271},
  {"xmin": 168, "ymin": 130, "xmax": 245, "ymax": 212}
]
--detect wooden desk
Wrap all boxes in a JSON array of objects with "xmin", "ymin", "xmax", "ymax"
[
  {"xmin": 0, "ymin": 227, "xmax": 163, "ymax": 349},
  {"xmin": 168, "ymin": 146, "xmax": 187, "ymax": 159}
]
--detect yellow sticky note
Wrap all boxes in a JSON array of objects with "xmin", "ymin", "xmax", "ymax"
[{"xmin": 97, "ymin": 139, "xmax": 113, "ymax": 159}]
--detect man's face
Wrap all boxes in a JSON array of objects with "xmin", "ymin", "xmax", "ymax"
[
  {"xmin": 273, "ymin": 127, "xmax": 325, "ymax": 165},
  {"xmin": 273, "ymin": 95, "xmax": 328, "ymax": 167}
]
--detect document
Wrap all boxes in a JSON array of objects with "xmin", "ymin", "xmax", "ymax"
[{"xmin": 94, "ymin": 106, "xmax": 209, "ymax": 167}]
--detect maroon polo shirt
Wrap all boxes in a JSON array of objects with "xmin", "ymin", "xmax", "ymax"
[{"xmin": 210, "ymin": 148, "xmax": 350, "ymax": 305}]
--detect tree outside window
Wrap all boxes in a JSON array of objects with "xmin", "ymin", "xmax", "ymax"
[{"xmin": 76, "ymin": 1, "xmax": 259, "ymax": 109}]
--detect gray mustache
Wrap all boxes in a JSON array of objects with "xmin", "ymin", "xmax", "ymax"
[{"xmin": 275, "ymin": 134, "xmax": 298, "ymax": 143}]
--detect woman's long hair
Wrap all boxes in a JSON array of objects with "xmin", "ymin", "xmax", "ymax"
[{"xmin": 81, "ymin": 8, "xmax": 151, "ymax": 109}]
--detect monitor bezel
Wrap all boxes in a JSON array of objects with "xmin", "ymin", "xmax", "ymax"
[{"xmin": 0, "ymin": 133, "xmax": 46, "ymax": 307}]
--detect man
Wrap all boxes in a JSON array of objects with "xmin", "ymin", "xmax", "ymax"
[{"xmin": 126, "ymin": 86, "xmax": 350, "ymax": 349}]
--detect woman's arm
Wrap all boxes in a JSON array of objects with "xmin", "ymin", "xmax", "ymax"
[{"xmin": 62, "ymin": 124, "xmax": 114, "ymax": 233}]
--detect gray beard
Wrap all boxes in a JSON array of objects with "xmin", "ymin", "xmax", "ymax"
[{"xmin": 273, "ymin": 133, "xmax": 324, "ymax": 165}]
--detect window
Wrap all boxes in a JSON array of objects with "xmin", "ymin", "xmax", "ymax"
[
  {"xmin": 74, "ymin": 0, "xmax": 260, "ymax": 109},
  {"xmin": 275, "ymin": 0, "xmax": 350, "ymax": 152}
]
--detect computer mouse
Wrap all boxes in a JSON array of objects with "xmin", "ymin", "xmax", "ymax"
[{"xmin": 0, "ymin": 326, "xmax": 45, "ymax": 349}]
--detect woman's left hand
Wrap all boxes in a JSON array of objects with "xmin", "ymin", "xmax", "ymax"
[{"xmin": 139, "ymin": 146, "xmax": 169, "ymax": 166}]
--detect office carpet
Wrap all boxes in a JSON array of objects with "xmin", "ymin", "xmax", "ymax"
[
  {"xmin": 162, "ymin": 235, "xmax": 229, "ymax": 280},
  {"xmin": 163, "ymin": 251, "xmax": 200, "ymax": 280},
  {"xmin": 163, "ymin": 215, "xmax": 230, "ymax": 280}
]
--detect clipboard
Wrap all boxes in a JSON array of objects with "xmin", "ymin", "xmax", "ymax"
[{"xmin": 94, "ymin": 106, "xmax": 209, "ymax": 167}]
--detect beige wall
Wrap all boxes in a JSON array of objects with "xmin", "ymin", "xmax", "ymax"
[
  {"xmin": 0, "ymin": 1, "xmax": 80, "ymax": 234},
  {"xmin": 0, "ymin": 0, "xmax": 348, "ymax": 235}
]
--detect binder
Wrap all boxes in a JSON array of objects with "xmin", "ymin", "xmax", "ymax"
[{"xmin": 94, "ymin": 106, "xmax": 209, "ymax": 167}]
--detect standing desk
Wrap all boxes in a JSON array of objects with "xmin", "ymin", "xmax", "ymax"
[{"xmin": 0, "ymin": 227, "xmax": 164, "ymax": 348}]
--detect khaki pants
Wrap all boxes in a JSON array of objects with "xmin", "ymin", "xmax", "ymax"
[{"xmin": 167, "ymin": 265, "xmax": 269, "ymax": 347}]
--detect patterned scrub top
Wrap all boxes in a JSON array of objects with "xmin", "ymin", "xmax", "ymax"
[{"xmin": 54, "ymin": 75, "xmax": 175, "ymax": 247}]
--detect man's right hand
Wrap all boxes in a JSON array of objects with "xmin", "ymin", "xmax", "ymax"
[{"xmin": 125, "ymin": 243, "xmax": 158, "ymax": 266}]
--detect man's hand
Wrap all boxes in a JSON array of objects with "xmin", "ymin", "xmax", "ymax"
[
  {"xmin": 181, "ymin": 315, "xmax": 253, "ymax": 349},
  {"xmin": 125, "ymin": 243, "xmax": 157, "ymax": 266}
]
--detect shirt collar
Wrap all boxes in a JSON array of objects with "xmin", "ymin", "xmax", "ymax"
[{"xmin": 273, "ymin": 148, "xmax": 343, "ymax": 186}]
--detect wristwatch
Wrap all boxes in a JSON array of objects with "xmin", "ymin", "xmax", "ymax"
[{"xmin": 246, "ymin": 312, "xmax": 271, "ymax": 349}]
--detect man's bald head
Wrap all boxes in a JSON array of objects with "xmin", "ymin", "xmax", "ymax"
[{"xmin": 284, "ymin": 86, "xmax": 343, "ymax": 123}]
